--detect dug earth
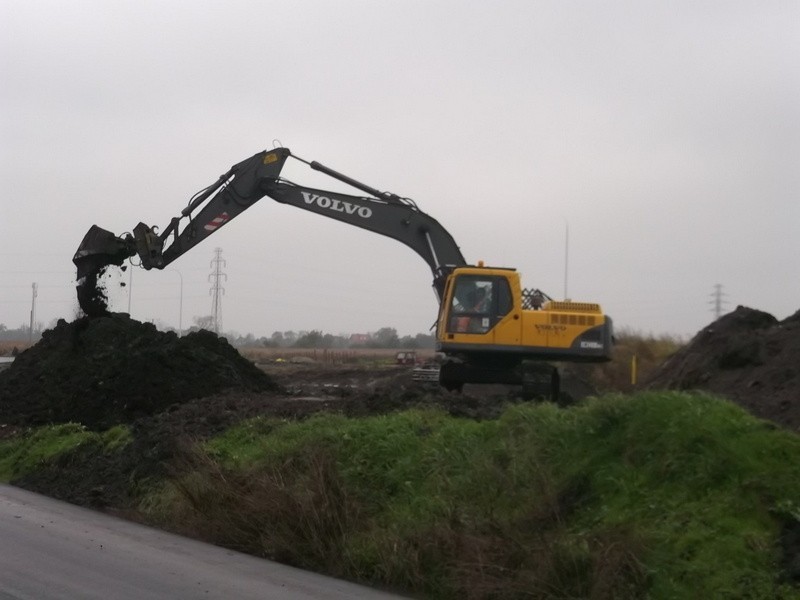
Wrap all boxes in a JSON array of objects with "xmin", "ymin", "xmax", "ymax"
[{"xmin": 647, "ymin": 305, "xmax": 800, "ymax": 433}]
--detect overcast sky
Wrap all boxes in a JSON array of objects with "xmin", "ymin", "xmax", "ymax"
[{"xmin": 1, "ymin": 0, "xmax": 798, "ymax": 339}]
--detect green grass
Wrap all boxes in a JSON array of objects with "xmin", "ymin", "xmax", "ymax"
[
  {"xmin": 0, "ymin": 423, "xmax": 132, "ymax": 482},
  {"xmin": 501, "ymin": 392, "xmax": 800, "ymax": 598},
  {"xmin": 137, "ymin": 391, "xmax": 800, "ymax": 599}
]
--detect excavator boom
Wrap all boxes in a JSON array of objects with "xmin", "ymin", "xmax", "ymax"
[{"xmin": 74, "ymin": 147, "xmax": 465, "ymax": 302}]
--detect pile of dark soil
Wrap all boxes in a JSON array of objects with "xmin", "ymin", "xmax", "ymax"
[
  {"xmin": 647, "ymin": 306, "xmax": 800, "ymax": 431},
  {"xmin": 0, "ymin": 314, "xmax": 278, "ymax": 430}
]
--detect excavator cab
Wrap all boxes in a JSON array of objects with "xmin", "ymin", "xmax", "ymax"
[{"xmin": 436, "ymin": 265, "xmax": 613, "ymax": 395}]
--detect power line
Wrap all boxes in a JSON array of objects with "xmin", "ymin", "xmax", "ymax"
[
  {"xmin": 29, "ymin": 283, "xmax": 38, "ymax": 344},
  {"xmin": 709, "ymin": 283, "xmax": 728, "ymax": 320},
  {"xmin": 209, "ymin": 248, "xmax": 227, "ymax": 334}
]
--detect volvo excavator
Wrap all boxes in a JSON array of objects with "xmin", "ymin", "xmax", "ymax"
[{"xmin": 73, "ymin": 146, "xmax": 613, "ymax": 399}]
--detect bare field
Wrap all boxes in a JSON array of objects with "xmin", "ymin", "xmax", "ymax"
[{"xmin": 0, "ymin": 341, "xmax": 28, "ymax": 356}]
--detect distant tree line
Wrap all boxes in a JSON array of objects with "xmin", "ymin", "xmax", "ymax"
[
  {"xmin": 184, "ymin": 316, "xmax": 433, "ymax": 349},
  {"xmin": 224, "ymin": 326, "xmax": 435, "ymax": 350},
  {"xmin": 0, "ymin": 318, "xmax": 434, "ymax": 351}
]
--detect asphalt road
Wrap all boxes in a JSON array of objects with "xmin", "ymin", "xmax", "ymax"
[{"xmin": 0, "ymin": 484, "xmax": 406, "ymax": 599}]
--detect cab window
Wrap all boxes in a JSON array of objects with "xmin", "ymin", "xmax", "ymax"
[{"xmin": 448, "ymin": 275, "xmax": 511, "ymax": 334}]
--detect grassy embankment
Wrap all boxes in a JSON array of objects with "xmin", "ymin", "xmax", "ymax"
[
  {"xmin": 4, "ymin": 392, "xmax": 796, "ymax": 598},
  {"xmin": 150, "ymin": 392, "xmax": 800, "ymax": 599},
  {"xmin": 0, "ymin": 423, "xmax": 131, "ymax": 481}
]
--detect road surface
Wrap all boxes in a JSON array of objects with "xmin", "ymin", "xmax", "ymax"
[{"xmin": 0, "ymin": 484, "xmax": 405, "ymax": 599}]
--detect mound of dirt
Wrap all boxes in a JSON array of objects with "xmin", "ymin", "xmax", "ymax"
[
  {"xmin": 647, "ymin": 306, "xmax": 800, "ymax": 431},
  {"xmin": 0, "ymin": 314, "xmax": 278, "ymax": 430}
]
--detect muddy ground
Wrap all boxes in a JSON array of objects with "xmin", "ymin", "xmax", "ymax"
[{"xmin": 0, "ymin": 305, "xmax": 798, "ymax": 508}]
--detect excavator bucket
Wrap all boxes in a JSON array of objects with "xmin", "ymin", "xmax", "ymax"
[
  {"xmin": 73, "ymin": 225, "xmax": 135, "ymax": 317},
  {"xmin": 73, "ymin": 225, "xmax": 133, "ymax": 281}
]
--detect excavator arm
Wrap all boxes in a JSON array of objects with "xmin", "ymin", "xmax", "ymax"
[{"xmin": 73, "ymin": 147, "xmax": 466, "ymax": 303}]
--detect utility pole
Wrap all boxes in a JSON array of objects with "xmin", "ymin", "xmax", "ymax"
[
  {"xmin": 172, "ymin": 269, "xmax": 184, "ymax": 337},
  {"xmin": 209, "ymin": 247, "xmax": 227, "ymax": 334},
  {"xmin": 563, "ymin": 219, "xmax": 569, "ymax": 300},
  {"xmin": 29, "ymin": 282, "xmax": 37, "ymax": 344},
  {"xmin": 709, "ymin": 283, "xmax": 727, "ymax": 320}
]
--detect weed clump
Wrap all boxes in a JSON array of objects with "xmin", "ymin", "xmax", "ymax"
[{"xmin": 0, "ymin": 423, "xmax": 131, "ymax": 482}]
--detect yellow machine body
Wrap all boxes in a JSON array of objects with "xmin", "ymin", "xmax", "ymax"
[{"xmin": 436, "ymin": 266, "xmax": 612, "ymax": 363}]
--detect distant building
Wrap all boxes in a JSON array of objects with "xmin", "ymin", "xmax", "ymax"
[{"xmin": 348, "ymin": 333, "xmax": 370, "ymax": 346}]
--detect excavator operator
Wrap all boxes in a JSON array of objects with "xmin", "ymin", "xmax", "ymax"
[{"xmin": 472, "ymin": 286, "xmax": 490, "ymax": 312}]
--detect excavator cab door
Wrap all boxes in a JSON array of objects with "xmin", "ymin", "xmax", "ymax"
[{"xmin": 444, "ymin": 274, "xmax": 513, "ymax": 338}]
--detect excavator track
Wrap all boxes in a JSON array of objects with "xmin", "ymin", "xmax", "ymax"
[
  {"xmin": 439, "ymin": 358, "xmax": 562, "ymax": 401},
  {"xmin": 521, "ymin": 362, "xmax": 560, "ymax": 402}
]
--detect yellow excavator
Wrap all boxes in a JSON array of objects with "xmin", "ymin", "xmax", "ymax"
[{"xmin": 73, "ymin": 146, "xmax": 613, "ymax": 398}]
